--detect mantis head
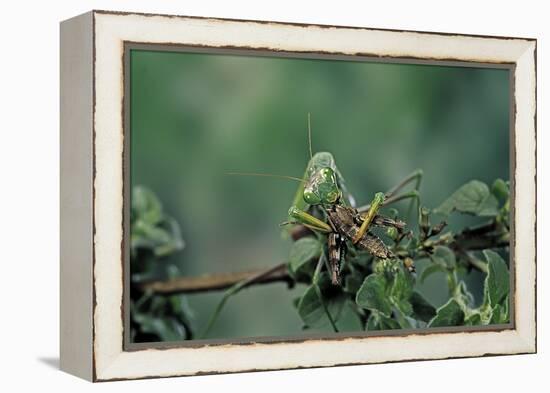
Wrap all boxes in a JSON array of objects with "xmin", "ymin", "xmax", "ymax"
[{"xmin": 303, "ymin": 167, "xmax": 341, "ymax": 205}]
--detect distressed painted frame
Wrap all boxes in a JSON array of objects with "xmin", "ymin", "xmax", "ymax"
[{"xmin": 60, "ymin": 10, "xmax": 537, "ymax": 382}]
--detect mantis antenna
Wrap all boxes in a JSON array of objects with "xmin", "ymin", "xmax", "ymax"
[
  {"xmin": 226, "ymin": 172, "xmax": 306, "ymax": 183},
  {"xmin": 227, "ymin": 113, "xmax": 314, "ymax": 185},
  {"xmin": 307, "ymin": 112, "xmax": 313, "ymax": 160}
]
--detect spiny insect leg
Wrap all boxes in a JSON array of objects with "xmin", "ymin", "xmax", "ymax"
[
  {"xmin": 356, "ymin": 231, "xmax": 393, "ymax": 259},
  {"xmin": 288, "ymin": 206, "xmax": 332, "ymax": 233},
  {"xmin": 371, "ymin": 215, "xmax": 407, "ymax": 232},
  {"xmin": 328, "ymin": 233, "xmax": 344, "ymax": 285},
  {"xmin": 280, "ymin": 220, "xmax": 331, "ymax": 234}
]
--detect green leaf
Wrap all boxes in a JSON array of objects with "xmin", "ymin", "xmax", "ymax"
[
  {"xmin": 484, "ymin": 250, "xmax": 510, "ymax": 307},
  {"xmin": 410, "ymin": 292, "xmax": 436, "ymax": 322},
  {"xmin": 456, "ymin": 281, "xmax": 475, "ymax": 308},
  {"xmin": 394, "ymin": 299, "xmax": 414, "ymax": 317},
  {"xmin": 477, "ymin": 195, "xmax": 500, "ymax": 216},
  {"xmin": 343, "ymin": 274, "xmax": 363, "ymax": 294},
  {"xmin": 131, "ymin": 212, "xmax": 184, "ymax": 257},
  {"xmin": 356, "ymin": 274, "xmax": 392, "ymax": 317},
  {"xmin": 289, "ymin": 237, "xmax": 322, "ymax": 275},
  {"xmin": 428, "ymin": 299, "xmax": 465, "ymax": 327},
  {"xmin": 149, "ymin": 295, "xmax": 168, "ymax": 313},
  {"xmin": 132, "ymin": 186, "xmax": 163, "ymax": 225},
  {"xmin": 434, "ymin": 180, "xmax": 499, "ymax": 217},
  {"xmin": 158, "ymin": 217, "xmax": 185, "ymax": 256},
  {"xmin": 366, "ymin": 313, "xmax": 401, "ymax": 331},
  {"xmin": 378, "ymin": 315, "xmax": 401, "ymax": 330},
  {"xmin": 432, "ymin": 246, "xmax": 456, "ymax": 269},
  {"xmin": 464, "ymin": 313, "xmax": 482, "ymax": 326},
  {"xmin": 491, "ymin": 178, "xmax": 509, "ymax": 204},
  {"xmin": 406, "ymin": 237, "xmax": 419, "ymax": 251},
  {"xmin": 297, "ymin": 281, "xmax": 346, "ymax": 328},
  {"xmin": 380, "ymin": 315, "xmax": 401, "ymax": 330},
  {"xmin": 392, "ymin": 304, "xmax": 416, "ymax": 328},
  {"xmin": 420, "ymin": 264, "xmax": 444, "ymax": 283},
  {"xmin": 366, "ymin": 314, "xmax": 379, "ymax": 330},
  {"xmin": 479, "ymin": 304, "xmax": 494, "ymax": 325},
  {"xmin": 489, "ymin": 304, "xmax": 509, "ymax": 324},
  {"xmin": 146, "ymin": 317, "xmax": 187, "ymax": 342},
  {"xmin": 389, "ymin": 268, "xmax": 415, "ymax": 319},
  {"xmin": 503, "ymin": 295, "xmax": 510, "ymax": 321},
  {"xmin": 133, "ymin": 221, "xmax": 172, "ymax": 245},
  {"xmin": 390, "ymin": 268, "xmax": 414, "ymax": 302},
  {"xmin": 333, "ymin": 301, "xmax": 363, "ymax": 331},
  {"xmin": 132, "ymin": 308, "xmax": 188, "ymax": 342},
  {"xmin": 297, "ymin": 285, "xmax": 325, "ymax": 327}
]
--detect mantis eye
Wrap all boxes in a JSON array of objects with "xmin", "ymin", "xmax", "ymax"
[
  {"xmin": 303, "ymin": 190, "xmax": 321, "ymax": 205},
  {"xmin": 320, "ymin": 167, "xmax": 335, "ymax": 180},
  {"xmin": 326, "ymin": 190, "xmax": 340, "ymax": 203},
  {"xmin": 317, "ymin": 182, "xmax": 341, "ymax": 205}
]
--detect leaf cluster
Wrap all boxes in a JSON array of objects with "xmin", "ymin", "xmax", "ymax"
[
  {"xmin": 288, "ymin": 178, "xmax": 511, "ymax": 332},
  {"xmin": 128, "ymin": 178, "xmax": 511, "ymax": 340},
  {"xmin": 129, "ymin": 186, "xmax": 194, "ymax": 342}
]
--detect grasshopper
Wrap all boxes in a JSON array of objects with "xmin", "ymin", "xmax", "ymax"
[{"xmin": 230, "ymin": 115, "xmax": 422, "ymax": 285}]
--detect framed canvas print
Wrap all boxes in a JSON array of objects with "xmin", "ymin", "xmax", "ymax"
[{"xmin": 60, "ymin": 10, "xmax": 537, "ymax": 381}]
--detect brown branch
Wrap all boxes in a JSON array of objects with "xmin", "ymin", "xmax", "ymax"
[
  {"xmin": 139, "ymin": 263, "xmax": 292, "ymax": 295},
  {"xmin": 459, "ymin": 221, "xmax": 498, "ymax": 237},
  {"xmin": 451, "ymin": 233, "xmax": 509, "ymax": 252},
  {"xmin": 139, "ymin": 224, "xmax": 311, "ymax": 296},
  {"xmin": 451, "ymin": 220, "xmax": 509, "ymax": 252},
  {"xmin": 141, "ymin": 218, "xmax": 509, "ymax": 295}
]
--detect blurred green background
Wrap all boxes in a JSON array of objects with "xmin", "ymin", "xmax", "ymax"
[{"xmin": 130, "ymin": 49, "xmax": 510, "ymax": 340}]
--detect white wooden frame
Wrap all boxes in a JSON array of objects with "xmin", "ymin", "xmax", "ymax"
[{"xmin": 60, "ymin": 10, "xmax": 536, "ymax": 382}]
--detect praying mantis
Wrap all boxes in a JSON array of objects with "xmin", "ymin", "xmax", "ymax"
[{"xmin": 230, "ymin": 114, "xmax": 423, "ymax": 286}]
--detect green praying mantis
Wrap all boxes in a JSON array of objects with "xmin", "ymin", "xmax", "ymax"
[{"xmin": 229, "ymin": 114, "xmax": 423, "ymax": 286}]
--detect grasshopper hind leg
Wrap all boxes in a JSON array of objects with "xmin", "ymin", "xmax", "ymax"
[
  {"xmin": 328, "ymin": 233, "xmax": 344, "ymax": 285},
  {"xmin": 357, "ymin": 231, "xmax": 393, "ymax": 259}
]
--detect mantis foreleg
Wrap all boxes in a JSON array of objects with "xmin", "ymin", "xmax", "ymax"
[
  {"xmin": 281, "ymin": 220, "xmax": 331, "ymax": 234},
  {"xmin": 287, "ymin": 206, "xmax": 332, "ymax": 233},
  {"xmin": 385, "ymin": 169, "xmax": 423, "ymax": 199},
  {"xmin": 357, "ymin": 169, "xmax": 423, "ymax": 218},
  {"xmin": 386, "ymin": 169, "xmax": 423, "ymax": 218}
]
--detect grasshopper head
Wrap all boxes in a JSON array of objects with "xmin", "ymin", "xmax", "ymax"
[{"xmin": 303, "ymin": 167, "xmax": 341, "ymax": 205}]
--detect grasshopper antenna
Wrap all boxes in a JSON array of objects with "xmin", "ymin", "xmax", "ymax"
[
  {"xmin": 307, "ymin": 112, "xmax": 313, "ymax": 160},
  {"xmin": 226, "ymin": 172, "xmax": 306, "ymax": 183}
]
